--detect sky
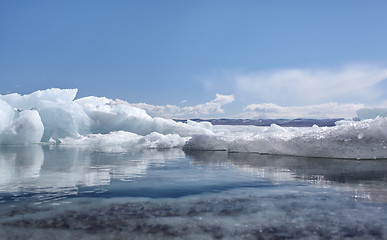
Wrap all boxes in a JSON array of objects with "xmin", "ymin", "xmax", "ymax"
[{"xmin": 1, "ymin": 0, "xmax": 387, "ymax": 119}]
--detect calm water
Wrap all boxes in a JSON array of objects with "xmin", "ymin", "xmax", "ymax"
[{"xmin": 1, "ymin": 145, "xmax": 387, "ymax": 239}]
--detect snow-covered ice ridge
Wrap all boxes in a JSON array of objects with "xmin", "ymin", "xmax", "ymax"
[{"xmin": 1, "ymin": 88, "xmax": 387, "ymax": 159}]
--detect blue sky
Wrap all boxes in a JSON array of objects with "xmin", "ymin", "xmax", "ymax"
[{"xmin": 1, "ymin": 1, "xmax": 387, "ymax": 118}]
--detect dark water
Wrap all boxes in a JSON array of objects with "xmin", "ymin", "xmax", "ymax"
[{"xmin": 1, "ymin": 145, "xmax": 387, "ymax": 239}]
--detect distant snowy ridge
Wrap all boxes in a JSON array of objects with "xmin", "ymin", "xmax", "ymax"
[{"xmin": 0, "ymin": 88, "xmax": 387, "ymax": 159}]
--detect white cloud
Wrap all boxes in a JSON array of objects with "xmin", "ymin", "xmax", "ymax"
[
  {"xmin": 127, "ymin": 94, "xmax": 234, "ymax": 118},
  {"xmin": 233, "ymin": 64, "xmax": 387, "ymax": 105},
  {"xmin": 238, "ymin": 102, "xmax": 364, "ymax": 119}
]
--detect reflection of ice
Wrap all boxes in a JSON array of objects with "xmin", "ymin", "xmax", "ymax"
[
  {"xmin": 187, "ymin": 150, "xmax": 387, "ymax": 203},
  {"xmin": 0, "ymin": 146, "xmax": 44, "ymax": 192},
  {"xmin": 0, "ymin": 146, "xmax": 185, "ymax": 203},
  {"xmin": 187, "ymin": 151, "xmax": 296, "ymax": 183}
]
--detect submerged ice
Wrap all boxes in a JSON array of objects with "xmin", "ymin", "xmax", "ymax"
[{"xmin": 0, "ymin": 88, "xmax": 387, "ymax": 159}]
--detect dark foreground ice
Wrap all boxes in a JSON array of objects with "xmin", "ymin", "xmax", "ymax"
[{"xmin": 1, "ymin": 146, "xmax": 387, "ymax": 239}]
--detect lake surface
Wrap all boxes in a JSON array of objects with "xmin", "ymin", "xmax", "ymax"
[{"xmin": 1, "ymin": 145, "xmax": 387, "ymax": 239}]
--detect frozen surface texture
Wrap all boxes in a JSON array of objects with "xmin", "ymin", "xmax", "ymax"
[{"xmin": 0, "ymin": 89, "xmax": 387, "ymax": 159}]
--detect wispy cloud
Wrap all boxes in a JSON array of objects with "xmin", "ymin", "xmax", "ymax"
[
  {"xmin": 238, "ymin": 102, "xmax": 364, "ymax": 119},
  {"xmin": 127, "ymin": 94, "xmax": 234, "ymax": 118},
  {"xmin": 232, "ymin": 64, "xmax": 387, "ymax": 105}
]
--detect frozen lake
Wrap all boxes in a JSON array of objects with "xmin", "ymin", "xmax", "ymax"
[{"xmin": 1, "ymin": 145, "xmax": 387, "ymax": 239}]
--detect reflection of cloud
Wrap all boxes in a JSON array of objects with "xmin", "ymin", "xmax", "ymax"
[
  {"xmin": 233, "ymin": 64, "xmax": 387, "ymax": 105},
  {"xmin": 127, "ymin": 94, "xmax": 234, "ymax": 118},
  {"xmin": 238, "ymin": 102, "xmax": 364, "ymax": 119}
]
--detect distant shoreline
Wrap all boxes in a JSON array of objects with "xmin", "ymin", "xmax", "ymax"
[{"xmin": 174, "ymin": 118, "xmax": 344, "ymax": 127}]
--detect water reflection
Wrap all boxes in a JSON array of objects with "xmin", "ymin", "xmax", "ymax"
[
  {"xmin": 1, "ymin": 147, "xmax": 387, "ymax": 239},
  {"xmin": 187, "ymin": 150, "xmax": 387, "ymax": 203},
  {"xmin": 1, "ymin": 145, "xmax": 387, "ymax": 204},
  {"xmin": 0, "ymin": 146, "xmax": 44, "ymax": 192},
  {"xmin": 0, "ymin": 145, "xmax": 185, "ymax": 202}
]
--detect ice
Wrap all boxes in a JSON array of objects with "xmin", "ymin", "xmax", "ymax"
[
  {"xmin": 0, "ymin": 88, "xmax": 387, "ymax": 159},
  {"xmin": 0, "ymin": 89, "xmax": 212, "ymax": 146},
  {"xmin": 59, "ymin": 131, "xmax": 189, "ymax": 152},
  {"xmin": 185, "ymin": 118, "xmax": 387, "ymax": 159},
  {"xmin": 2, "ymin": 110, "xmax": 44, "ymax": 145},
  {"xmin": 0, "ymin": 89, "xmax": 91, "ymax": 143},
  {"xmin": 37, "ymin": 101, "xmax": 91, "ymax": 141},
  {"xmin": 0, "ymin": 99, "xmax": 14, "ymax": 133},
  {"xmin": 76, "ymin": 97, "xmax": 213, "ymax": 136},
  {"xmin": 0, "ymin": 88, "xmax": 77, "ymax": 110}
]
